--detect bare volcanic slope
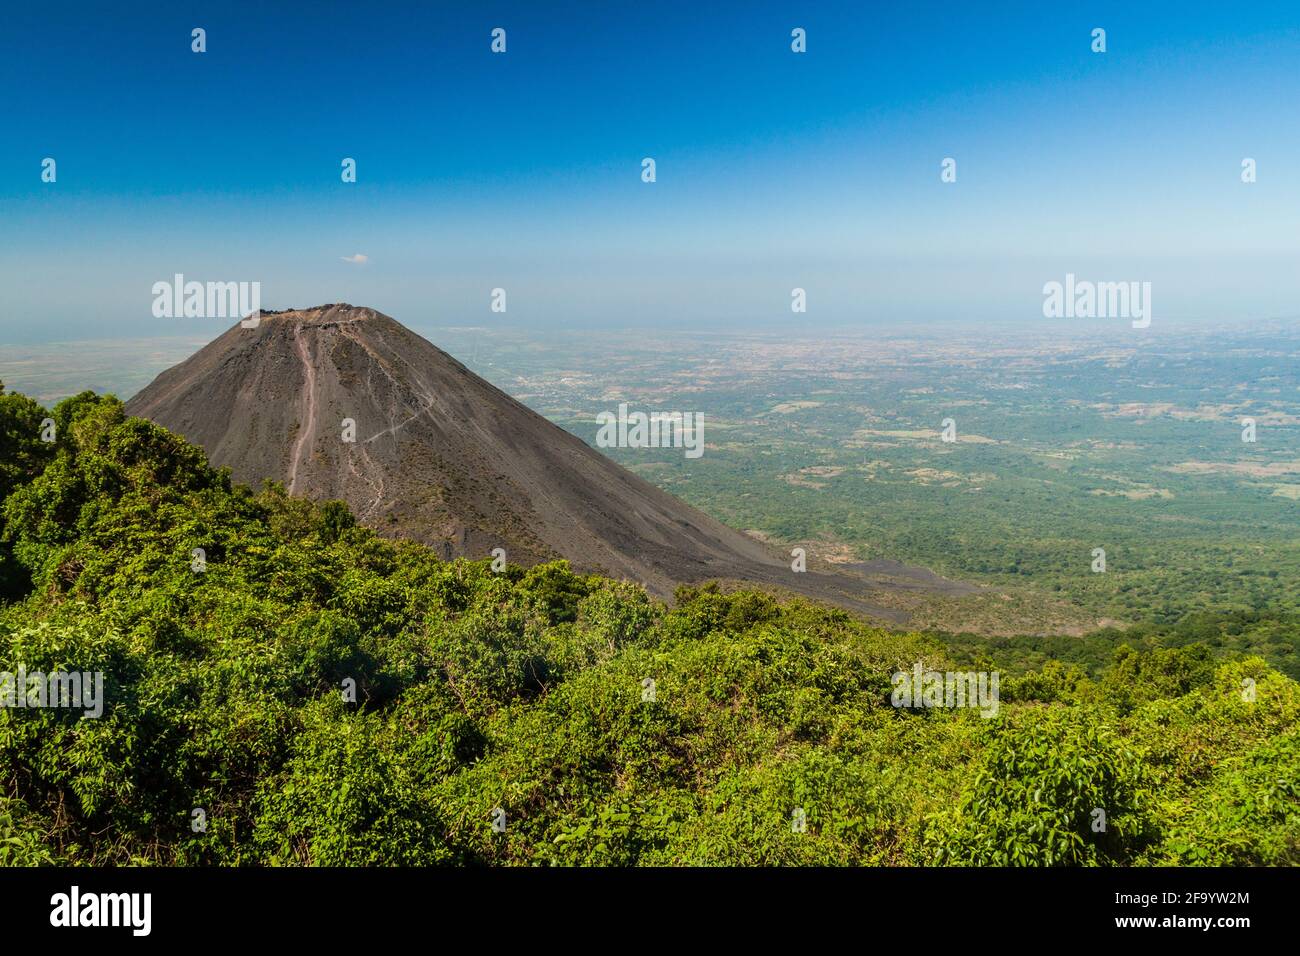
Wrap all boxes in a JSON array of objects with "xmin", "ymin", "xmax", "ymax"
[{"xmin": 126, "ymin": 304, "xmax": 973, "ymax": 617}]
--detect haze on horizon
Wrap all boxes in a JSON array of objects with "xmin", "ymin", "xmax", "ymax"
[{"xmin": 2, "ymin": 0, "xmax": 1299, "ymax": 344}]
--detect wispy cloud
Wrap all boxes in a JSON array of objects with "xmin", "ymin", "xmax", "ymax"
[{"xmin": 340, "ymin": 253, "xmax": 368, "ymax": 264}]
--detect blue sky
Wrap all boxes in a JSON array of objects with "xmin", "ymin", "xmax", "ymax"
[{"xmin": 2, "ymin": 0, "xmax": 1298, "ymax": 342}]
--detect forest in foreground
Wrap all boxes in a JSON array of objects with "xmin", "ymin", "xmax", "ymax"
[{"xmin": 1, "ymin": 384, "xmax": 1297, "ymax": 866}]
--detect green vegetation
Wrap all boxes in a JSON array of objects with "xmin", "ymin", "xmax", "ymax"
[
  {"xmin": 486, "ymin": 325, "xmax": 1300, "ymax": 639},
  {"xmin": 1, "ymin": 385, "xmax": 1296, "ymax": 865},
  {"xmin": 936, "ymin": 609, "xmax": 1300, "ymax": 682},
  {"xmin": 475, "ymin": 325, "xmax": 1300, "ymax": 680}
]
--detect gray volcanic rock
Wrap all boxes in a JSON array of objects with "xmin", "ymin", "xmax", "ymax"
[{"xmin": 126, "ymin": 304, "xmax": 974, "ymax": 617}]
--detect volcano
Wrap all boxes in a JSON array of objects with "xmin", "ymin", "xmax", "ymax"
[{"xmin": 125, "ymin": 304, "xmax": 973, "ymax": 617}]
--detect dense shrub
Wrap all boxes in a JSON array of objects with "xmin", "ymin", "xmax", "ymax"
[
  {"xmin": 928, "ymin": 711, "xmax": 1157, "ymax": 865},
  {"xmin": 0, "ymin": 387, "xmax": 1296, "ymax": 866}
]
